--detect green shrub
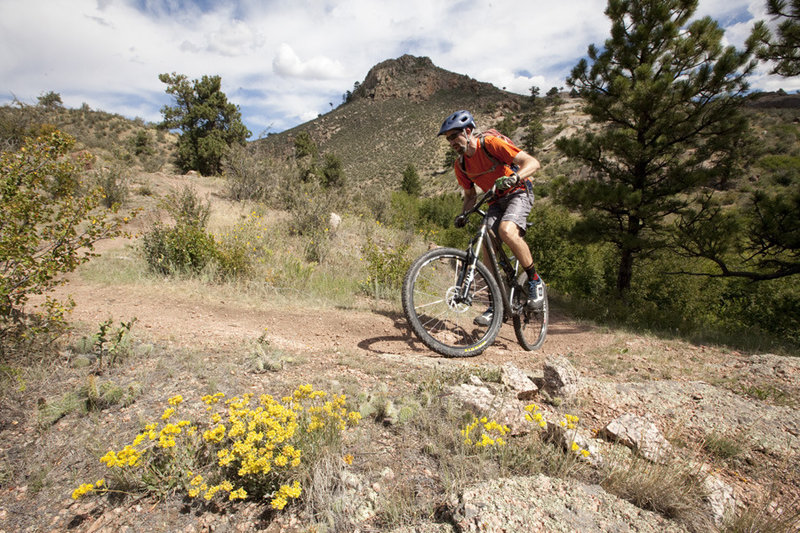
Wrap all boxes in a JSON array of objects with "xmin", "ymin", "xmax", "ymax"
[
  {"xmin": 1, "ymin": 130, "xmax": 124, "ymax": 351},
  {"xmin": 94, "ymin": 166, "xmax": 129, "ymax": 208},
  {"xmin": 142, "ymin": 186, "xmax": 254, "ymax": 280},
  {"xmin": 222, "ymin": 145, "xmax": 273, "ymax": 201},
  {"xmin": 130, "ymin": 130, "xmax": 153, "ymax": 156},
  {"xmin": 320, "ymin": 152, "xmax": 345, "ymax": 189},
  {"xmin": 526, "ymin": 202, "xmax": 610, "ymax": 298},
  {"xmin": 215, "ymin": 238, "xmax": 253, "ymax": 279},
  {"xmin": 162, "ymin": 185, "xmax": 210, "ymax": 228},
  {"xmin": 360, "ymin": 237, "xmax": 412, "ymax": 299},
  {"xmin": 141, "ymin": 222, "xmax": 220, "ymax": 276},
  {"xmin": 388, "ymin": 191, "xmax": 463, "ymax": 243},
  {"xmin": 285, "ymin": 182, "xmax": 338, "ymax": 263},
  {"xmin": 418, "ymin": 193, "xmax": 462, "ymax": 230},
  {"xmin": 387, "ymin": 191, "xmax": 420, "ymax": 230}
]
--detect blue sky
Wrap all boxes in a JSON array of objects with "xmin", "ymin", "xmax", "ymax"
[{"xmin": 1, "ymin": 0, "xmax": 797, "ymax": 137}]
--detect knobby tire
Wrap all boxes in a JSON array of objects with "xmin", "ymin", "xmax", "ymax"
[
  {"xmin": 402, "ymin": 248, "xmax": 503, "ymax": 357},
  {"xmin": 512, "ymin": 281, "xmax": 548, "ymax": 351}
]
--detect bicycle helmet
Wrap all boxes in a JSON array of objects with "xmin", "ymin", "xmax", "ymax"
[{"xmin": 438, "ymin": 110, "xmax": 476, "ymax": 136}]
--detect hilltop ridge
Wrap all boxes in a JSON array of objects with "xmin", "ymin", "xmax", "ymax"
[
  {"xmin": 256, "ymin": 55, "xmax": 531, "ymax": 193},
  {"xmin": 353, "ymin": 54, "xmax": 497, "ymax": 103}
]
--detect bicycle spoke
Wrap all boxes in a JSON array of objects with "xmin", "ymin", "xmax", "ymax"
[{"xmin": 403, "ymin": 248, "xmax": 502, "ymax": 357}]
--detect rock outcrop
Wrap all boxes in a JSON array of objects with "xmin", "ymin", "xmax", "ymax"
[{"xmin": 355, "ymin": 55, "xmax": 494, "ymax": 103}]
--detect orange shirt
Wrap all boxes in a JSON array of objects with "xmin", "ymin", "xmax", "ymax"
[{"xmin": 454, "ymin": 135, "xmax": 520, "ymax": 192}]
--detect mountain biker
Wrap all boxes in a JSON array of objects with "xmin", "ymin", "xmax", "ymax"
[{"xmin": 438, "ymin": 109, "xmax": 544, "ymax": 325}]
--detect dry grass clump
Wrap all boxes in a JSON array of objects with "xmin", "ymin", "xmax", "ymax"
[
  {"xmin": 723, "ymin": 489, "xmax": 800, "ymax": 533},
  {"xmin": 600, "ymin": 448, "xmax": 714, "ymax": 531}
]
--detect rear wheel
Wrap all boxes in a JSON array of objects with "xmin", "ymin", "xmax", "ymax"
[
  {"xmin": 513, "ymin": 278, "xmax": 548, "ymax": 351},
  {"xmin": 402, "ymin": 247, "xmax": 503, "ymax": 357}
]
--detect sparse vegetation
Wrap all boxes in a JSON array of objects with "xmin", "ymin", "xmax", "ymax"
[{"xmin": 1, "ymin": 48, "xmax": 799, "ymax": 533}]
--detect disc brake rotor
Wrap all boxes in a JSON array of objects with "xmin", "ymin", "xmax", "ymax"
[{"xmin": 445, "ymin": 286, "xmax": 470, "ymax": 313}]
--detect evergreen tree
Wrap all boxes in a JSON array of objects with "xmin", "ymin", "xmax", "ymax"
[
  {"xmin": 750, "ymin": 0, "xmax": 800, "ymax": 77},
  {"xmin": 521, "ymin": 117, "xmax": 544, "ymax": 155},
  {"xmin": 293, "ymin": 131, "xmax": 318, "ymax": 160},
  {"xmin": 401, "ymin": 164, "xmax": 421, "ymax": 196},
  {"xmin": 555, "ymin": 0, "xmax": 756, "ymax": 295},
  {"xmin": 321, "ymin": 153, "xmax": 345, "ymax": 189},
  {"xmin": 677, "ymin": 0, "xmax": 800, "ymax": 281},
  {"xmin": 159, "ymin": 73, "xmax": 250, "ymax": 175},
  {"xmin": 37, "ymin": 91, "xmax": 63, "ymax": 109}
]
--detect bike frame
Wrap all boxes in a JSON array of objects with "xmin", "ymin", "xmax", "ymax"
[{"xmin": 458, "ymin": 191, "xmax": 524, "ymax": 321}]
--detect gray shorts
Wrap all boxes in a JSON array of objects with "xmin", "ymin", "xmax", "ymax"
[{"xmin": 486, "ymin": 183, "xmax": 534, "ymax": 237}]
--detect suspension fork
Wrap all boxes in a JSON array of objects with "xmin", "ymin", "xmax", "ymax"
[{"xmin": 455, "ymin": 225, "xmax": 487, "ymax": 304}]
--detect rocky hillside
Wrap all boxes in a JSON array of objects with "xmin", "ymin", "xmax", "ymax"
[
  {"xmin": 256, "ymin": 55, "xmax": 541, "ymax": 194},
  {"xmin": 256, "ymin": 55, "xmax": 799, "ymax": 200}
]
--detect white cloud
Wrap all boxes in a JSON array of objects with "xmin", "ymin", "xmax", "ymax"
[
  {"xmin": 1, "ymin": 0, "xmax": 797, "ymax": 135},
  {"xmin": 272, "ymin": 43, "xmax": 345, "ymax": 80}
]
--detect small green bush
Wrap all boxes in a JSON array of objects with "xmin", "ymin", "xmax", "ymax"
[
  {"xmin": 94, "ymin": 166, "xmax": 129, "ymax": 208},
  {"xmin": 222, "ymin": 145, "xmax": 273, "ymax": 201},
  {"xmin": 215, "ymin": 238, "xmax": 253, "ymax": 279},
  {"xmin": 141, "ymin": 222, "xmax": 220, "ymax": 276},
  {"xmin": 143, "ymin": 186, "xmax": 253, "ymax": 279},
  {"xmin": 162, "ymin": 185, "xmax": 211, "ymax": 228},
  {"xmin": 360, "ymin": 237, "xmax": 412, "ymax": 299},
  {"xmin": 130, "ymin": 130, "xmax": 153, "ymax": 156}
]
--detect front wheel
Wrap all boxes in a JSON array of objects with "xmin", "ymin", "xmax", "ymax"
[
  {"xmin": 513, "ymin": 278, "xmax": 548, "ymax": 351},
  {"xmin": 402, "ymin": 247, "xmax": 503, "ymax": 357}
]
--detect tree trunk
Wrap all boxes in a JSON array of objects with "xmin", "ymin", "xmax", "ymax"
[{"xmin": 617, "ymin": 249, "xmax": 634, "ymax": 297}]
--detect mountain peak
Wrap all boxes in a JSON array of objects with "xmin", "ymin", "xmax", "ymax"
[{"xmin": 354, "ymin": 54, "xmax": 492, "ymax": 102}]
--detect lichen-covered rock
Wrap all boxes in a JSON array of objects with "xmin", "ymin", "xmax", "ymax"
[
  {"xmin": 447, "ymin": 474, "xmax": 688, "ymax": 532},
  {"xmin": 501, "ymin": 362, "xmax": 538, "ymax": 400},
  {"xmin": 543, "ymin": 356, "xmax": 581, "ymax": 401},
  {"xmin": 601, "ymin": 412, "xmax": 673, "ymax": 464}
]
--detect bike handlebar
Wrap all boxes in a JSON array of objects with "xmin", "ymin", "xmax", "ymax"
[{"xmin": 462, "ymin": 186, "xmax": 497, "ymax": 219}]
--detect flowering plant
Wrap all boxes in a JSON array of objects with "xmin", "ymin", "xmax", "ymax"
[{"xmin": 73, "ymin": 385, "xmax": 361, "ymax": 510}]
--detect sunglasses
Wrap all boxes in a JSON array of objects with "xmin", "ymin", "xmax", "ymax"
[{"xmin": 445, "ymin": 131, "xmax": 463, "ymax": 142}]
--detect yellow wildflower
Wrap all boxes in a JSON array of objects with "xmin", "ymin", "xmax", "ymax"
[
  {"xmin": 168, "ymin": 395, "xmax": 184, "ymax": 406},
  {"xmin": 229, "ymin": 488, "xmax": 247, "ymax": 500},
  {"xmin": 71, "ymin": 483, "xmax": 95, "ymax": 499}
]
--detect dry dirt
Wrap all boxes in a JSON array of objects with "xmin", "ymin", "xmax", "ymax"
[{"xmin": 1, "ymin": 174, "xmax": 798, "ymax": 533}]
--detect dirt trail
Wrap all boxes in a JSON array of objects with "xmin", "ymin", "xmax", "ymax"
[
  {"xmin": 52, "ymin": 277, "xmax": 618, "ymax": 371},
  {"xmin": 49, "ymin": 171, "xmax": 639, "ymax": 374}
]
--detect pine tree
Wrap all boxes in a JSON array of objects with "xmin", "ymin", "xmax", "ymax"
[
  {"xmin": 555, "ymin": 0, "xmax": 756, "ymax": 295},
  {"xmin": 750, "ymin": 0, "xmax": 800, "ymax": 77},
  {"xmin": 401, "ymin": 164, "xmax": 421, "ymax": 196},
  {"xmin": 159, "ymin": 73, "xmax": 250, "ymax": 175},
  {"xmin": 521, "ymin": 117, "xmax": 544, "ymax": 155}
]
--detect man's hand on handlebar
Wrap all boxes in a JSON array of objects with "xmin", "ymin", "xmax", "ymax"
[{"xmin": 495, "ymin": 173, "xmax": 520, "ymax": 192}]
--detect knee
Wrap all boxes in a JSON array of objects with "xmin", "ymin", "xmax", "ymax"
[{"xmin": 498, "ymin": 222, "xmax": 521, "ymax": 242}]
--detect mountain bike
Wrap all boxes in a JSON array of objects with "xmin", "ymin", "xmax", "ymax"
[{"xmin": 402, "ymin": 187, "xmax": 548, "ymax": 357}]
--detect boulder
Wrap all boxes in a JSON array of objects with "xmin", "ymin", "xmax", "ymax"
[
  {"xmin": 542, "ymin": 356, "xmax": 581, "ymax": 401},
  {"xmin": 601, "ymin": 412, "xmax": 673, "ymax": 464}
]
